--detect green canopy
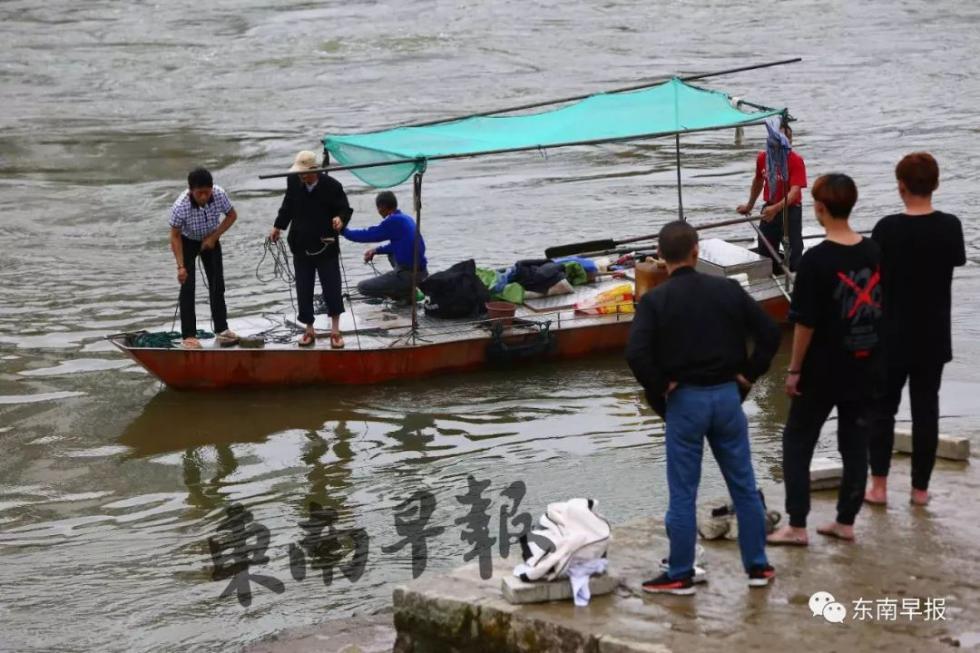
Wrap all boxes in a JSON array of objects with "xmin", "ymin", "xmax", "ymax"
[{"xmin": 323, "ymin": 77, "xmax": 784, "ymax": 188}]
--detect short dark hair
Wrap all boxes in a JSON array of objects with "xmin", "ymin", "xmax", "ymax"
[
  {"xmin": 811, "ymin": 173, "xmax": 858, "ymax": 219},
  {"xmin": 187, "ymin": 167, "xmax": 213, "ymax": 190},
  {"xmin": 895, "ymin": 152, "xmax": 939, "ymax": 197},
  {"xmin": 375, "ymin": 191, "xmax": 398, "ymax": 211},
  {"xmin": 657, "ymin": 220, "xmax": 699, "ymax": 263}
]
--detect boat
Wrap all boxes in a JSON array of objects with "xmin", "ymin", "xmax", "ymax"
[{"xmin": 110, "ymin": 60, "xmax": 799, "ymax": 390}]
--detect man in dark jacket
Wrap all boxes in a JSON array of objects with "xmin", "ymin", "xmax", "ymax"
[
  {"xmin": 626, "ymin": 221, "xmax": 781, "ymax": 595},
  {"xmin": 269, "ymin": 150, "xmax": 353, "ymax": 348}
]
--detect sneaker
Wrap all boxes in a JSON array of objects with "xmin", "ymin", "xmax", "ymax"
[
  {"xmin": 659, "ymin": 558, "xmax": 707, "ymax": 584},
  {"xmin": 215, "ymin": 329, "xmax": 240, "ymax": 347},
  {"xmin": 748, "ymin": 564, "xmax": 775, "ymax": 588},
  {"xmin": 641, "ymin": 572, "xmax": 695, "ymax": 596}
]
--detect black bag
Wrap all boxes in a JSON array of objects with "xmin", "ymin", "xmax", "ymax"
[{"xmin": 419, "ymin": 259, "xmax": 490, "ymax": 319}]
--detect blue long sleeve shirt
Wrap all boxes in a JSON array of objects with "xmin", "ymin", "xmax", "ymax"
[{"xmin": 341, "ymin": 210, "xmax": 427, "ymax": 270}]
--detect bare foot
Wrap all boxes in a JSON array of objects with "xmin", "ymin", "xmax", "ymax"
[
  {"xmin": 864, "ymin": 476, "xmax": 888, "ymax": 505},
  {"xmin": 911, "ymin": 489, "xmax": 930, "ymax": 506},
  {"xmin": 767, "ymin": 525, "xmax": 808, "ymax": 546},
  {"xmin": 817, "ymin": 522, "xmax": 855, "ymax": 541}
]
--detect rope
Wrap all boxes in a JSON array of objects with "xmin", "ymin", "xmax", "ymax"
[
  {"xmin": 255, "ymin": 238, "xmax": 298, "ymax": 327},
  {"xmin": 337, "ymin": 249, "xmax": 363, "ymax": 350},
  {"xmin": 170, "ymin": 249, "xmax": 214, "ymax": 334}
]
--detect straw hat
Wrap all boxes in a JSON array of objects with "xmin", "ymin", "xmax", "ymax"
[{"xmin": 289, "ymin": 150, "xmax": 319, "ymax": 173}]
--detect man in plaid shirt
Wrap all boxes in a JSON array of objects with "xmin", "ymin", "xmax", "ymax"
[{"xmin": 168, "ymin": 167, "xmax": 239, "ymax": 348}]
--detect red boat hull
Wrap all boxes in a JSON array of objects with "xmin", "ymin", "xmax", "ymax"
[{"xmin": 112, "ymin": 296, "xmax": 789, "ymax": 390}]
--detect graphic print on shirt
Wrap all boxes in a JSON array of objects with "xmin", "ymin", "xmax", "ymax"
[{"xmin": 833, "ymin": 266, "xmax": 882, "ymax": 357}]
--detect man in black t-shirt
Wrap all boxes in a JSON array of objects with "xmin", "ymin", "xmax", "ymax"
[
  {"xmin": 866, "ymin": 152, "xmax": 966, "ymax": 507},
  {"xmin": 768, "ymin": 174, "xmax": 882, "ymax": 546}
]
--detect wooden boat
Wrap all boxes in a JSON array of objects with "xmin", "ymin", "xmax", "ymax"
[
  {"xmin": 109, "ymin": 238, "xmax": 789, "ymax": 389},
  {"xmin": 112, "ymin": 62, "xmax": 798, "ymax": 390}
]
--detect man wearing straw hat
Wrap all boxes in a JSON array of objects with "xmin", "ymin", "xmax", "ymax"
[{"xmin": 269, "ymin": 150, "xmax": 353, "ymax": 348}]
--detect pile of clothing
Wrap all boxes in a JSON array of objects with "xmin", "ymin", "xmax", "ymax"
[
  {"xmin": 417, "ymin": 256, "xmax": 598, "ymax": 320},
  {"xmin": 477, "ymin": 256, "xmax": 596, "ymax": 305}
]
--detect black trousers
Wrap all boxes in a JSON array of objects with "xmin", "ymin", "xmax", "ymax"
[
  {"xmin": 869, "ymin": 360, "xmax": 945, "ymax": 490},
  {"xmin": 295, "ymin": 252, "xmax": 344, "ymax": 325},
  {"xmin": 758, "ymin": 204, "xmax": 804, "ymax": 273},
  {"xmin": 782, "ymin": 390, "xmax": 871, "ymax": 527},
  {"xmin": 179, "ymin": 236, "xmax": 228, "ymax": 338}
]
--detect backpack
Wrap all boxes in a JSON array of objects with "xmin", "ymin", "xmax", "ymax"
[
  {"xmin": 419, "ymin": 259, "xmax": 491, "ymax": 319},
  {"xmin": 517, "ymin": 498, "xmax": 611, "ymax": 582}
]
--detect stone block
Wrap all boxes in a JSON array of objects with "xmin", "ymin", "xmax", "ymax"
[
  {"xmin": 810, "ymin": 456, "xmax": 842, "ymax": 490},
  {"xmin": 501, "ymin": 572, "xmax": 619, "ymax": 605},
  {"xmin": 894, "ymin": 430, "xmax": 970, "ymax": 461}
]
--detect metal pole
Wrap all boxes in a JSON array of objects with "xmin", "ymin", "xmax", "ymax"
[
  {"xmin": 779, "ymin": 111, "xmax": 792, "ymax": 292},
  {"xmin": 781, "ymin": 170, "xmax": 791, "ymax": 292},
  {"xmin": 397, "ymin": 57, "xmax": 802, "ymax": 128},
  {"xmin": 409, "ymin": 170, "xmax": 424, "ymax": 342},
  {"xmin": 675, "ymin": 134, "xmax": 684, "ymax": 221}
]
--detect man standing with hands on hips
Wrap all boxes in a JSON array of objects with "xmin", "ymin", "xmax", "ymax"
[
  {"xmin": 626, "ymin": 221, "xmax": 781, "ymax": 595},
  {"xmin": 168, "ymin": 167, "xmax": 240, "ymax": 349}
]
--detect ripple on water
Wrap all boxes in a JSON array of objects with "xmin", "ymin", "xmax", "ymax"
[{"xmin": 19, "ymin": 358, "xmax": 132, "ymax": 376}]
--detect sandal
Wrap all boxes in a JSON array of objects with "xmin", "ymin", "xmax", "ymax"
[
  {"xmin": 180, "ymin": 337, "xmax": 202, "ymax": 350},
  {"xmin": 215, "ymin": 329, "xmax": 240, "ymax": 347},
  {"xmin": 298, "ymin": 331, "xmax": 316, "ymax": 348},
  {"xmin": 330, "ymin": 332, "xmax": 345, "ymax": 349}
]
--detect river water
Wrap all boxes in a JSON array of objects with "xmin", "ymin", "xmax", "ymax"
[{"xmin": 1, "ymin": 1, "xmax": 979, "ymax": 651}]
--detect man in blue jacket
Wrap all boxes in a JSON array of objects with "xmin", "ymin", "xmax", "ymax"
[{"xmin": 333, "ymin": 191, "xmax": 427, "ymax": 302}]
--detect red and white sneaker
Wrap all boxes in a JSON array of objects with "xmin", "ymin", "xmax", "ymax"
[
  {"xmin": 748, "ymin": 564, "xmax": 776, "ymax": 588},
  {"xmin": 641, "ymin": 572, "xmax": 695, "ymax": 596}
]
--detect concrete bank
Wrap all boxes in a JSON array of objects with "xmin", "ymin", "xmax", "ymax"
[
  {"xmin": 250, "ymin": 453, "xmax": 978, "ymax": 653},
  {"xmin": 391, "ymin": 453, "xmax": 979, "ymax": 652}
]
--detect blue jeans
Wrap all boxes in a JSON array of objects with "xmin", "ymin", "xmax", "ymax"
[{"xmin": 664, "ymin": 382, "xmax": 768, "ymax": 578}]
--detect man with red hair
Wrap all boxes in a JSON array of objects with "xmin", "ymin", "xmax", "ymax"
[{"xmin": 866, "ymin": 153, "xmax": 966, "ymax": 507}]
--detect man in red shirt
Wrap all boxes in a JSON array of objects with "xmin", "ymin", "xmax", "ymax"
[{"xmin": 736, "ymin": 123, "xmax": 808, "ymax": 272}]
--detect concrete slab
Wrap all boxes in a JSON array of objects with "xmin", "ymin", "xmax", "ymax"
[
  {"xmin": 894, "ymin": 430, "xmax": 971, "ymax": 461},
  {"xmin": 392, "ymin": 459, "xmax": 980, "ymax": 652},
  {"xmin": 809, "ymin": 456, "xmax": 843, "ymax": 490},
  {"xmin": 502, "ymin": 572, "xmax": 619, "ymax": 605}
]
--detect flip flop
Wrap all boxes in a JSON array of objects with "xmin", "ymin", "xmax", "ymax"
[
  {"xmin": 816, "ymin": 525, "xmax": 855, "ymax": 541},
  {"xmin": 863, "ymin": 494, "xmax": 887, "ymax": 506},
  {"xmin": 298, "ymin": 332, "xmax": 315, "ymax": 348},
  {"xmin": 180, "ymin": 337, "xmax": 202, "ymax": 350},
  {"xmin": 330, "ymin": 332, "xmax": 345, "ymax": 349}
]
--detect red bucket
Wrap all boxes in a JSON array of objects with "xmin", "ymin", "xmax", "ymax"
[{"xmin": 485, "ymin": 301, "xmax": 516, "ymax": 328}]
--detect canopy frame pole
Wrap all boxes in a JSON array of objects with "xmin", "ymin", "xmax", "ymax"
[
  {"xmin": 675, "ymin": 134, "xmax": 684, "ymax": 221},
  {"xmin": 409, "ymin": 168, "xmax": 425, "ymax": 343},
  {"xmin": 779, "ymin": 110, "xmax": 792, "ymax": 293},
  {"xmin": 398, "ymin": 57, "xmax": 802, "ymax": 129}
]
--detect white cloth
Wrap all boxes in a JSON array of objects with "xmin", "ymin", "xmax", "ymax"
[{"xmin": 566, "ymin": 558, "xmax": 608, "ymax": 607}]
